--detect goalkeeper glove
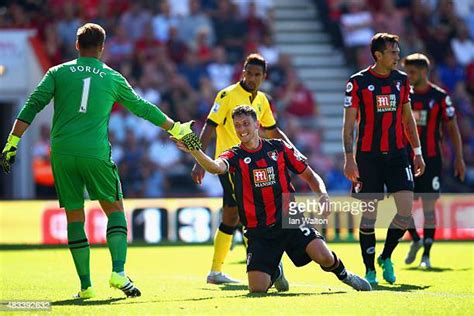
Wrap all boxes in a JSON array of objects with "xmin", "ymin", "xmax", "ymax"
[
  {"xmin": 168, "ymin": 121, "xmax": 202, "ymax": 150},
  {"xmin": 1, "ymin": 134, "xmax": 21, "ymax": 174}
]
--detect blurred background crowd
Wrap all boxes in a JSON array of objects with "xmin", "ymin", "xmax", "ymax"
[{"xmin": 1, "ymin": 0, "xmax": 472, "ymax": 199}]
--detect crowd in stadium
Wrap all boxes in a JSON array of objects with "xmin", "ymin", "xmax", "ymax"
[{"xmin": 2, "ymin": 0, "xmax": 472, "ymax": 198}]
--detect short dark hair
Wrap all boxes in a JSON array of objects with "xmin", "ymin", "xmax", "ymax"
[
  {"xmin": 244, "ymin": 53, "xmax": 267, "ymax": 73},
  {"xmin": 402, "ymin": 53, "xmax": 430, "ymax": 69},
  {"xmin": 77, "ymin": 23, "xmax": 106, "ymax": 49},
  {"xmin": 232, "ymin": 105, "xmax": 257, "ymax": 121},
  {"xmin": 370, "ymin": 33, "xmax": 400, "ymax": 61}
]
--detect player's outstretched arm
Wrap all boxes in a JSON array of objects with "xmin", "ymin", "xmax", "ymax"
[
  {"xmin": 342, "ymin": 107, "xmax": 359, "ymax": 182},
  {"xmin": 175, "ymin": 139, "xmax": 226, "ymax": 175},
  {"xmin": 402, "ymin": 102, "xmax": 425, "ymax": 177},
  {"xmin": 1, "ymin": 120, "xmax": 30, "ymax": 174},
  {"xmin": 446, "ymin": 119, "xmax": 466, "ymax": 181}
]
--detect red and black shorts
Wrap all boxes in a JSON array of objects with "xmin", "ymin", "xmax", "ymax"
[
  {"xmin": 352, "ymin": 151, "xmax": 414, "ymax": 200},
  {"xmin": 246, "ymin": 226, "xmax": 324, "ymax": 275}
]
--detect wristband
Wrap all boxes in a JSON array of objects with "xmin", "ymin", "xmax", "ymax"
[{"xmin": 413, "ymin": 147, "xmax": 422, "ymax": 156}]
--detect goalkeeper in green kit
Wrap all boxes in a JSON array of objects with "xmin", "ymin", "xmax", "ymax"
[{"xmin": 0, "ymin": 23, "xmax": 201, "ymax": 299}]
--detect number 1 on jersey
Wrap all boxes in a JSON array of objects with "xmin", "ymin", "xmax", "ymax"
[{"xmin": 79, "ymin": 77, "xmax": 91, "ymax": 113}]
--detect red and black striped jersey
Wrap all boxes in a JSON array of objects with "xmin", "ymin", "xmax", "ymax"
[
  {"xmin": 411, "ymin": 83, "xmax": 455, "ymax": 158},
  {"xmin": 219, "ymin": 139, "xmax": 307, "ymax": 236},
  {"xmin": 344, "ymin": 66, "xmax": 411, "ymax": 155}
]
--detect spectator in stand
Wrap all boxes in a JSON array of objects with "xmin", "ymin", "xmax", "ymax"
[
  {"xmin": 373, "ymin": 0, "xmax": 406, "ymax": 36},
  {"xmin": 178, "ymin": 0, "xmax": 215, "ymax": 48},
  {"xmin": 192, "ymin": 27, "xmax": 214, "ymax": 64},
  {"xmin": 425, "ymin": 24, "xmax": 452, "ymax": 64},
  {"xmin": 43, "ymin": 23, "xmax": 63, "ymax": 66},
  {"xmin": 166, "ymin": 24, "xmax": 188, "ymax": 64},
  {"xmin": 56, "ymin": 2, "xmax": 81, "ymax": 60},
  {"xmin": 276, "ymin": 70, "xmax": 317, "ymax": 118},
  {"xmin": 267, "ymin": 53, "xmax": 293, "ymax": 90},
  {"xmin": 32, "ymin": 124, "xmax": 56, "ymax": 198},
  {"xmin": 135, "ymin": 22, "xmax": 163, "ymax": 63},
  {"xmin": 340, "ymin": 0, "xmax": 374, "ymax": 69},
  {"xmin": 258, "ymin": 32, "xmax": 280, "ymax": 66},
  {"xmin": 207, "ymin": 46, "xmax": 234, "ymax": 91},
  {"xmin": 437, "ymin": 51, "xmax": 465, "ymax": 93},
  {"xmin": 326, "ymin": 155, "xmax": 352, "ymax": 194},
  {"xmin": 451, "ymin": 22, "xmax": 474, "ymax": 67},
  {"xmin": 152, "ymin": 0, "xmax": 179, "ymax": 43},
  {"xmin": 245, "ymin": 1, "xmax": 268, "ymax": 41},
  {"xmin": 119, "ymin": 2, "xmax": 152, "ymax": 41},
  {"xmin": 212, "ymin": 1, "xmax": 247, "ymax": 63},
  {"xmin": 104, "ymin": 25, "xmax": 134, "ymax": 68},
  {"xmin": 178, "ymin": 51, "xmax": 208, "ymax": 90}
]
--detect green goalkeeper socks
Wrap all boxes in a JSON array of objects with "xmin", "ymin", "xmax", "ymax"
[
  {"xmin": 106, "ymin": 211, "xmax": 128, "ymax": 273},
  {"xmin": 67, "ymin": 222, "xmax": 91, "ymax": 290}
]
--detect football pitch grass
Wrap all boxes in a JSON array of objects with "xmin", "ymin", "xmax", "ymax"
[{"xmin": 1, "ymin": 242, "xmax": 473, "ymax": 315}]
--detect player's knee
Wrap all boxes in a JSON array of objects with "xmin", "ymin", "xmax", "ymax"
[
  {"xmin": 222, "ymin": 206, "xmax": 239, "ymax": 226},
  {"xmin": 390, "ymin": 213, "xmax": 411, "ymax": 230},
  {"xmin": 248, "ymin": 284, "xmax": 269, "ymax": 293}
]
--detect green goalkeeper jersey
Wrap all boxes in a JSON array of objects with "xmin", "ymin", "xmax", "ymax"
[{"xmin": 17, "ymin": 57, "xmax": 167, "ymax": 160}]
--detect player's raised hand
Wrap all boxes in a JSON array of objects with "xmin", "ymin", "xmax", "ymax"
[
  {"xmin": 168, "ymin": 121, "xmax": 202, "ymax": 151},
  {"xmin": 191, "ymin": 164, "xmax": 205, "ymax": 185},
  {"xmin": 343, "ymin": 158, "xmax": 359, "ymax": 183},
  {"xmin": 413, "ymin": 154, "xmax": 425, "ymax": 177},
  {"xmin": 454, "ymin": 157, "xmax": 466, "ymax": 182},
  {"xmin": 1, "ymin": 134, "xmax": 21, "ymax": 174}
]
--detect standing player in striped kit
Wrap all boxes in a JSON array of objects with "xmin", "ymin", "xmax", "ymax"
[
  {"xmin": 402, "ymin": 53, "xmax": 465, "ymax": 269},
  {"xmin": 342, "ymin": 33, "xmax": 425, "ymax": 285}
]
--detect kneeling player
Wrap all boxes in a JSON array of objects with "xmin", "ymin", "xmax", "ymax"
[{"xmin": 175, "ymin": 105, "xmax": 371, "ymax": 292}]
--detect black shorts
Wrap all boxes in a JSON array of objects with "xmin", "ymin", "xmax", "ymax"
[
  {"xmin": 352, "ymin": 151, "xmax": 414, "ymax": 200},
  {"xmin": 414, "ymin": 156, "xmax": 442, "ymax": 199},
  {"xmin": 218, "ymin": 173, "xmax": 237, "ymax": 207},
  {"xmin": 246, "ymin": 226, "xmax": 324, "ymax": 275}
]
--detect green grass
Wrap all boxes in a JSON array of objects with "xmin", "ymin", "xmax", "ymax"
[{"xmin": 1, "ymin": 242, "xmax": 473, "ymax": 315}]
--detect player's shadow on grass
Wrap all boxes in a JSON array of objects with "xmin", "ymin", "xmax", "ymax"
[
  {"xmin": 51, "ymin": 297, "xmax": 125, "ymax": 306},
  {"xmin": 403, "ymin": 266, "xmax": 471, "ymax": 272},
  {"xmin": 373, "ymin": 283, "xmax": 431, "ymax": 292}
]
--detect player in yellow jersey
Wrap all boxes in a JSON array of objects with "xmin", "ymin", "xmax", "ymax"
[{"xmin": 191, "ymin": 53, "xmax": 299, "ymax": 286}]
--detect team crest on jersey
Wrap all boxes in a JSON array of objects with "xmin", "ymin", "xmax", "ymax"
[
  {"xmin": 376, "ymin": 94, "xmax": 397, "ymax": 112},
  {"xmin": 346, "ymin": 82, "xmax": 353, "ymax": 93},
  {"xmin": 244, "ymin": 157, "xmax": 252, "ymax": 164},
  {"xmin": 267, "ymin": 150, "xmax": 279, "ymax": 161},
  {"xmin": 253, "ymin": 167, "xmax": 276, "ymax": 187},
  {"xmin": 354, "ymin": 181, "xmax": 363, "ymax": 193}
]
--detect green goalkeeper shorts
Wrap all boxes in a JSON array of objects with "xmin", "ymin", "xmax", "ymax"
[{"xmin": 51, "ymin": 152, "xmax": 123, "ymax": 210}]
